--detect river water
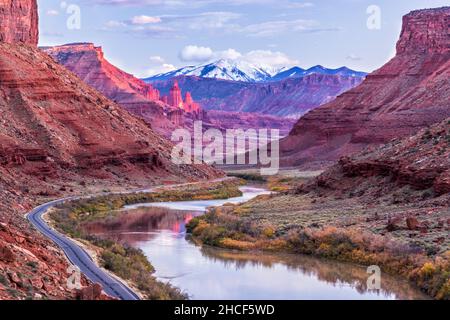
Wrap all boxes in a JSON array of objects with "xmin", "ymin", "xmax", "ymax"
[{"xmin": 84, "ymin": 187, "xmax": 428, "ymax": 300}]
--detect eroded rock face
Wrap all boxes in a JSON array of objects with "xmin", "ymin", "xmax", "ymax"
[
  {"xmin": 76, "ymin": 283, "xmax": 105, "ymax": 300},
  {"xmin": 0, "ymin": 43, "xmax": 219, "ymax": 181},
  {"xmin": 396, "ymin": 7, "xmax": 449, "ymax": 54},
  {"xmin": 309, "ymin": 118, "xmax": 450, "ymax": 198},
  {"xmin": 152, "ymin": 74, "xmax": 364, "ymax": 118},
  {"xmin": 280, "ymin": 7, "xmax": 450, "ymax": 168},
  {"xmin": 44, "ymin": 43, "xmax": 295, "ymax": 136},
  {"xmin": 44, "ymin": 43, "xmax": 161, "ymax": 103},
  {"xmin": 0, "ymin": 0, "xmax": 38, "ymax": 46}
]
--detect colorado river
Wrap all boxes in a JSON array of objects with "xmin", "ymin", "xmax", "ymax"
[{"xmin": 84, "ymin": 187, "xmax": 428, "ymax": 300}]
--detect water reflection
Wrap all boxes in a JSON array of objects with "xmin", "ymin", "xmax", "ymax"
[{"xmin": 83, "ymin": 188, "xmax": 428, "ymax": 300}]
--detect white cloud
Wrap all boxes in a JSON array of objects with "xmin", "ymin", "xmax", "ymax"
[
  {"xmin": 131, "ymin": 15, "xmax": 162, "ymax": 25},
  {"xmin": 179, "ymin": 12, "xmax": 241, "ymax": 30},
  {"xmin": 214, "ymin": 48, "xmax": 242, "ymax": 60},
  {"xmin": 179, "ymin": 45, "xmax": 214, "ymax": 62},
  {"xmin": 243, "ymin": 19, "xmax": 324, "ymax": 37},
  {"xmin": 346, "ymin": 54, "xmax": 362, "ymax": 61},
  {"xmin": 177, "ymin": 45, "xmax": 297, "ymax": 70},
  {"xmin": 91, "ymin": 0, "xmax": 313, "ymax": 7},
  {"xmin": 144, "ymin": 63, "xmax": 177, "ymax": 77},
  {"xmin": 244, "ymin": 50, "xmax": 298, "ymax": 68},
  {"xmin": 104, "ymin": 20, "xmax": 127, "ymax": 28},
  {"xmin": 141, "ymin": 55, "xmax": 177, "ymax": 77},
  {"xmin": 46, "ymin": 9, "xmax": 59, "ymax": 16},
  {"xmin": 149, "ymin": 55, "xmax": 166, "ymax": 64}
]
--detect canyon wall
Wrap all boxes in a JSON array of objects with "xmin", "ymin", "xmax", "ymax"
[
  {"xmin": 0, "ymin": 0, "xmax": 38, "ymax": 46},
  {"xmin": 280, "ymin": 7, "xmax": 450, "ymax": 168},
  {"xmin": 152, "ymin": 74, "xmax": 364, "ymax": 118}
]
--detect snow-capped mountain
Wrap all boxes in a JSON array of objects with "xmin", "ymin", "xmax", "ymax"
[
  {"xmin": 270, "ymin": 66, "xmax": 367, "ymax": 81},
  {"xmin": 145, "ymin": 59, "xmax": 284, "ymax": 83},
  {"xmin": 144, "ymin": 60, "xmax": 367, "ymax": 83}
]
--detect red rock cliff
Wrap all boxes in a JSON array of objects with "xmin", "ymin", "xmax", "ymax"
[
  {"xmin": 396, "ymin": 7, "xmax": 449, "ymax": 54},
  {"xmin": 280, "ymin": 7, "xmax": 450, "ymax": 168},
  {"xmin": 0, "ymin": 0, "xmax": 38, "ymax": 46}
]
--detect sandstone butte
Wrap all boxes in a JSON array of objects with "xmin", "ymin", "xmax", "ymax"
[
  {"xmin": 280, "ymin": 7, "xmax": 450, "ymax": 169},
  {"xmin": 44, "ymin": 43, "xmax": 296, "ymax": 136},
  {"xmin": 44, "ymin": 43, "xmax": 202, "ymax": 136},
  {"xmin": 0, "ymin": 0, "xmax": 219, "ymax": 300}
]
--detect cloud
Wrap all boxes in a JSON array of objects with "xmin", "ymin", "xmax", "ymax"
[
  {"xmin": 91, "ymin": 0, "xmax": 313, "ymax": 7},
  {"xmin": 144, "ymin": 63, "xmax": 177, "ymax": 77},
  {"xmin": 177, "ymin": 45, "xmax": 297, "ymax": 71},
  {"xmin": 179, "ymin": 45, "xmax": 214, "ymax": 62},
  {"xmin": 244, "ymin": 50, "xmax": 298, "ymax": 69},
  {"xmin": 141, "ymin": 55, "xmax": 177, "ymax": 77},
  {"xmin": 41, "ymin": 31, "xmax": 64, "ymax": 38},
  {"xmin": 214, "ymin": 48, "xmax": 242, "ymax": 60},
  {"xmin": 104, "ymin": 20, "xmax": 127, "ymax": 28},
  {"xmin": 131, "ymin": 15, "xmax": 162, "ymax": 25},
  {"xmin": 128, "ymin": 25, "xmax": 176, "ymax": 38},
  {"xmin": 346, "ymin": 54, "xmax": 362, "ymax": 61},
  {"xmin": 242, "ymin": 19, "xmax": 339, "ymax": 37},
  {"xmin": 46, "ymin": 9, "xmax": 60, "ymax": 16},
  {"xmin": 149, "ymin": 56, "xmax": 166, "ymax": 64},
  {"xmin": 102, "ymin": 11, "xmax": 240, "ymax": 38},
  {"xmin": 160, "ymin": 11, "xmax": 241, "ymax": 31},
  {"xmin": 285, "ymin": 1, "xmax": 314, "ymax": 9}
]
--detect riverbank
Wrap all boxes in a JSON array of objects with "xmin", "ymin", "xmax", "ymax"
[
  {"xmin": 187, "ymin": 173, "xmax": 449, "ymax": 300},
  {"xmin": 47, "ymin": 178, "xmax": 243, "ymax": 300}
]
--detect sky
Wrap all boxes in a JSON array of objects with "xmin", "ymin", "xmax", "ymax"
[{"xmin": 38, "ymin": 0, "xmax": 449, "ymax": 78}]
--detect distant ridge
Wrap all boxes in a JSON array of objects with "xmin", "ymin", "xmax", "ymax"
[{"xmin": 144, "ymin": 59, "xmax": 367, "ymax": 83}]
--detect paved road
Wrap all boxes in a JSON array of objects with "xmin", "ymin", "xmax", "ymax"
[
  {"xmin": 27, "ymin": 198, "xmax": 140, "ymax": 300},
  {"xmin": 26, "ymin": 177, "xmax": 233, "ymax": 300}
]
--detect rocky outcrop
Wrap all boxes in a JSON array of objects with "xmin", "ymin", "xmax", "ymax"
[
  {"xmin": 0, "ymin": 43, "xmax": 219, "ymax": 181},
  {"xmin": 152, "ymin": 73, "xmax": 364, "ymax": 118},
  {"xmin": 44, "ymin": 43, "xmax": 161, "ymax": 103},
  {"xmin": 307, "ymin": 118, "xmax": 450, "ymax": 199},
  {"xmin": 162, "ymin": 81, "xmax": 201, "ymax": 114},
  {"xmin": 206, "ymin": 110, "xmax": 296, "ymax": 137},
  {"xmin": 184, "ymin": 92, "xmax": 200, "ymax": 113},
  {"xmin": 44, "ymin": 44, "xmax": 207, "ymax": 136},
  {"xmin": 0, "ymin": 0, "xmax": 38, "ymax": 46},
  {"xmin": 396, "ymin": 7, "xmax": 449, "ymax": 54},
  {"xmin": 45, "ymin": 44, "xmax": 294, "ymax": 135},
  {"xmin": 280, "ymin": 7, "xmax": 450, "ymax": 168},
  {"xmin": 0, "ymin": 6, "xmax": 220, "ymax": 300},
  {"xmin": 166, "ymin": 80, "xmax": 184, "ymax": 109},
  {"xmin": 76, "ymin": 283, "xmax": 105, "ymax": 300}
]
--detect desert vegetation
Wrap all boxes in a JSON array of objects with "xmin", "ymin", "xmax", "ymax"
[
  {"xmin": 187, "ymin": 191, "xmax": 450, "ymax": 300},
  {"xmin": 48, "ymin": 178, "xmax": 242, "ymax": 299}
]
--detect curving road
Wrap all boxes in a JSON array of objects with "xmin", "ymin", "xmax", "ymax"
[
  {"xmin": 27, "ymin": 198, "xmax": 140, "ymax": 300},
  {"xmin": 26, "ymin": 177, "xmax": 232, "ymax": 300}
]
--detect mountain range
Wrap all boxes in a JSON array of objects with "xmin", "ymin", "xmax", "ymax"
[
  {"xmin": 145, "ymin": 59, "xmax": 367, "ymax": 83},
  {"xmin": 44, "ymin": 43, "xmax": 296, "ymax": 136},
  {"xmin": 1, "ymin": 0, "xmax": 449, "ymax": 301},
  {"xmin": 150, "ymin": 73, "xmax": 364, "ymax": 118}
]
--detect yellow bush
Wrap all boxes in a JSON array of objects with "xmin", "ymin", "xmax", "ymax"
[
  {"xmin": 233, "ymin": 206, "xmax": 251, "ymax": 215},
  {"xmin": 436, "ymin": 278, "xmax": 450, "ymax": 300},
  {"xmin": 220, "ymin": 238, "xmax": 256, "ymax": 251},
  {"xmin": 317, "ymin": 243, "xmax": 332, "ymax": 255},
  {"xmin": 264, "ymin": 239, "xmax": 288, "ymax": 251},
  {"xmin": 262, "ymin": 226, "xmax": 276, "ymax": 238},
  {"xmin": 419, "ymin": 262, "xmax": 436, "ymax": 278},
  {"xmin": 193, "ymin": 221, "xmax": 210, "ymax": 236}
]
